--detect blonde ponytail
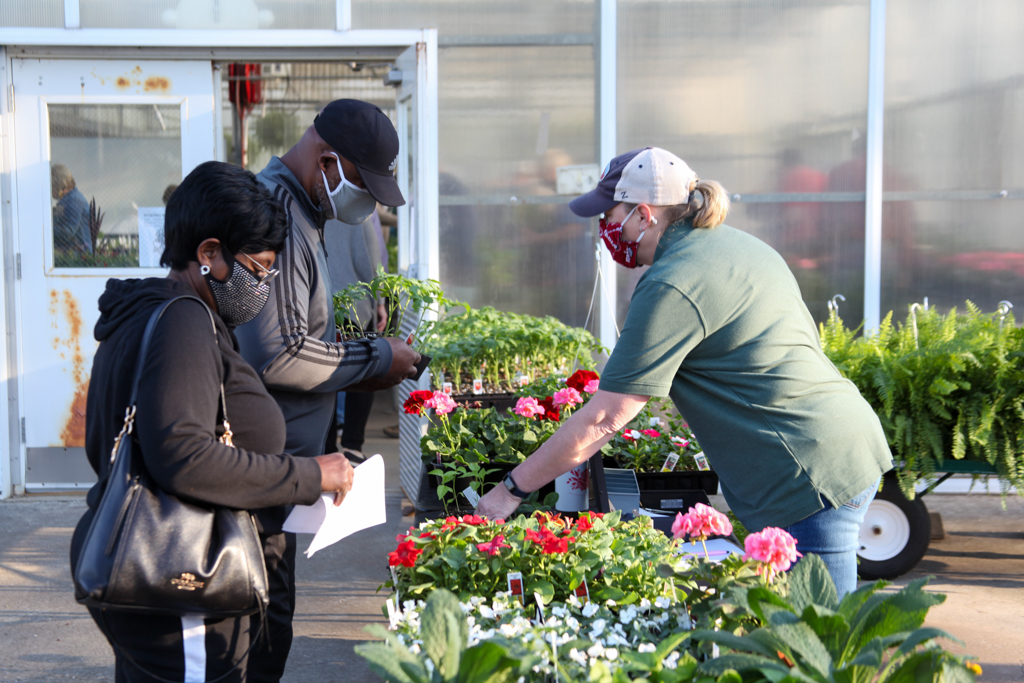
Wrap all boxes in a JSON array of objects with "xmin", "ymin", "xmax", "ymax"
[{"xmin": 691, "ymin": 179, "xmax": 730, "ymax": 229}]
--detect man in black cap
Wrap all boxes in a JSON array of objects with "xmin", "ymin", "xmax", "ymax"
[{"xmin": 235, "ymin": 99, "xmax": 419, "ymax": 682}]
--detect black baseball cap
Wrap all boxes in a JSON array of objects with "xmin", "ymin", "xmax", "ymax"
[
  {"xmin": 568, "ymin": 148, "xmax": 647, "ymax": 217},
  {"xmin": 314, "ymin": 99, "xmax": 406, "ymax": 207}
]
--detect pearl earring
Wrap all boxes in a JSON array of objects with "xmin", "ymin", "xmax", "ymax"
[{"xmin": 200, "ymin": 265, "xmax": 211, "ymax": 275}]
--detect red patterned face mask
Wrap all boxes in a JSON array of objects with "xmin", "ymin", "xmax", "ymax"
[{"xmin": 599, "ymin": 206, "xmax": 643, "ymax": 268}]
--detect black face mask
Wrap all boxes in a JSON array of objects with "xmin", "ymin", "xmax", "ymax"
[{"xmin": 203, "ymin": 255, "xmax": 271, "ymax": 327}]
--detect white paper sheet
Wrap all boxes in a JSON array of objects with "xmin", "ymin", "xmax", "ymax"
[
  {"xmin": 137, "ymin": 207, "xmax": 165, "ymax": 268},
  {"xmin": 282, "ymin": 454, "xmax": 387, "ymax": 557},
  {"xmin": 675, "ymin": 538, "xmax": 744, "ymax": 563}
]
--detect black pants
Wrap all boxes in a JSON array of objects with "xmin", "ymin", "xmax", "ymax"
[
  {"xmin": 91, "ymin": 607, "xmax": 250, "ymax": 683},
  {"xmin": 340, "ymin": 390, "xmax": 375, "ymax": 451},
  {"xmin": 246, "ymin": 531, "xmax": 296, "ymax": 683}
]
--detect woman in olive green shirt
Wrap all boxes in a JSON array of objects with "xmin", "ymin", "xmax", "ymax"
[{"xmin": 477, "ymin": 147, "xmax": 891, "ymax": 596}]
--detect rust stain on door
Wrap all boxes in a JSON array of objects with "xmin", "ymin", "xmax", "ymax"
[
  {"xmin": 51, "ymin": 289, "xmax": 90, "ymax": 447},
  {"xmin": 144, "ymin": 76, "xmax": 171, "ymax": 93}
]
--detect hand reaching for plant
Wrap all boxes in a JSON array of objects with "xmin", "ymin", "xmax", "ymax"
[
  {"xmin": 474, "ymin": 483, "xmax": 522, "ymax": 519},
  {"xmin": 313, "ymin": 453, "xmax": 355, "ymax": 506}
]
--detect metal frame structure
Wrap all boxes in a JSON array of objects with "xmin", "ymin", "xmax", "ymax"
[{"xmin": 0, "ymin": 26, "xmax": 438, "ymax": 498}]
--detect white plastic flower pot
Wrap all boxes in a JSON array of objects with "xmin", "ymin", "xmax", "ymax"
[{"xmin": 555, "ymin": 463, "xmax": 589, "ymax": 511}]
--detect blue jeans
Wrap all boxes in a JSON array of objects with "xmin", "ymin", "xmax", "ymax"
[{"xmin": 784, "ymin": 479, "xmax": 879, "ymax": 598}]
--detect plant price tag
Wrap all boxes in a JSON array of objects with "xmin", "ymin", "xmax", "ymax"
[
  {"xmin": 461, "ymin": 486, "xmax": 481, "ymax": 507},
  {"xmin": 385, "ymin": 598, "xmax": 399, "ymax": 628},
  {"xmin": 442, "ymin": 381, "xmax": 453, "ymax": 395},
  {"xmin": 472, "ymin": 378, "xmax": 484, "ymax": 394},
  {"xmin": 693, "ymin": 451, "xmax": 711, "ymax": 471},
  {"xmin": 516, "ymin": 373, "xmax": 530, "ymax": 387},
  {"xmin": 573, "ymin": 577, "xmax": 590, "ymax": 603},
  {"xmin": 661, "ymin": 453, "xmax": 680, "ymax": 472},
  {"xmin": 507, "ymin": 571, "xmax": 524, "ymax": 605}
]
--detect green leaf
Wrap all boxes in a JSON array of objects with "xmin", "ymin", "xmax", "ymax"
[
  {"xmin": 421, "ymin": 589, "xmax": 468, "ymax": 669},
  {"xmin": 769, "ymin": 622, "xmax": 834, "ymax": 679},
  {"xmin": 690, "ymin": 630, "xmax": 775, "ymax": 658},
  {"xmin": 441, "ymin": 610, "xmax": 464, "ymax": 679},
  {"xmin": 893, "ymin": 627, "xmax": 964, "ymax": 658},
  {"xmin": 456, "ymin": 642, "xmax": 520, "ymax": 683},
  {"xmin": 353, "ymin": 642, "xmax": 428, "ymax": 683},
  {"xmin": 788, "ymin": 553, "xmax": 839, "ymax": 612},
  {"xmin": 697, "ymin": 653, "xmax": 790, "ymax": 678}
]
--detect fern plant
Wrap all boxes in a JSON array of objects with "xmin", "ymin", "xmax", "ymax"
[{"xmin": 820, "ymin": 303, "xmax": 1024, "ymax": 499}]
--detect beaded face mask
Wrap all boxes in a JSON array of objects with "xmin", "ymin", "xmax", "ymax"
[{"xmin": 204, "ymin": 255, "xmax": 272, "ymax": 327}]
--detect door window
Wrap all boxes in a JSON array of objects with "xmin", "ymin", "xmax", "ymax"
[{"xmin": 48, "ymin": 103, "xmax": 182, "ymax": 268}]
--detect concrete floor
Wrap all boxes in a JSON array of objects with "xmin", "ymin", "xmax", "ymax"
[{"xmin": 1, "ymin": 398, "xmax": 1022, "ymax": 682}]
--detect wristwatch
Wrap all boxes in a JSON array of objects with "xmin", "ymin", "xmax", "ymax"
[{"xmin": 502, "ymin": 472, "xmax": 531, "ymax": 499}]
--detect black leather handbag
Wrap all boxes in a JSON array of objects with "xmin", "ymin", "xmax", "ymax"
[{"xmin": 73, "ymin": 296, "xmax": 269, "ymax": 619}]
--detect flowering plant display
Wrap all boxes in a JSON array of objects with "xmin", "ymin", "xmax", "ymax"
[
  {"xmin": 741, "ymin": 526, "xmax": 801, "ymax": 584},
  {"xmin": 671, "ymin": 503, "xmax": 733, "ymax": 559},
  {"xmin": 386, "ymin": 511, "xmax": 684, "ymax": 606},
  {"xmin": 607, "ymin": 398, "xmax": 709, "ymax": 474}
]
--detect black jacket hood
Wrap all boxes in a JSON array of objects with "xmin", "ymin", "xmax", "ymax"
[{"xmin": 94, "ymin": 278, "xmax": 197, "ymax": 343}]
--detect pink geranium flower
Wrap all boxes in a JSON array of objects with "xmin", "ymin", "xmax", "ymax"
[
  {"xmin": 672, "ymin": 503, "xmax": 733, "ymax": 559},
  {"xmin": 583, "ymin": 379, "xmax": 600, "ymax": 393},
  {"xmin": 476, "ymin": 535, "xmax": 510, "ymax": 556},
  {"xmin": 641, "ymin": 428, "xmax": 662, "ymax": 438},
  {"xmin": 743, "ymin": 527, "xmax": 801, "ymax": 583},
  {"xmin": 426, "ymin": 391, "xmax": 457, "ymax": 415},
  {"xmin": 552, "ymin": 387, "xmax": 582, "ymax": 408},
  {"xmin": 514, "ymin": 396, "xmax": 546, "ymax": 418}
]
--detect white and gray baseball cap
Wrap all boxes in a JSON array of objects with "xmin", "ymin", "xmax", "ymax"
[{"xmin": 569, "ymin": 147, "xmax": 698, "ymax": 217}]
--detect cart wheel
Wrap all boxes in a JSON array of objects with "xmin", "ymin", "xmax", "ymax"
[{"xmin": 857, "ymin": 474, "xmax": 931, "ymax": 580}]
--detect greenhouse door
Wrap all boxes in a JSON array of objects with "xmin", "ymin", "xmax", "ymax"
[{"xmin": 11, "ymin": 58, "xmax": 216, "ymax": 490}]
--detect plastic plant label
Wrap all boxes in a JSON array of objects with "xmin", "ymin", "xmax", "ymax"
[
  {"xmin": 472, "ymin": 378, "xmax": 484, "ymax": 394},
  {"xmin": 661, "ymin": 498, "xmax": 684, "ymax": 509},
  {"xmin": 661, "ymin": 453, "xmax": 680, "ymax": 472},
  {"xmin": 649, "ymin": 416, "xmax": 662, "ymax": 426},
  {"xmin": 461, "ymin": 486, "xmax": 481, "ymax": 507},
  {"xmin": 442, "ymin": 382, "xmax": 453, "ymax": 395},
  {"xmin": 574, "ymin": 576, "xmax": 590, "ymax": 603},
  {"xmin": 507, "ymin": 571, "xmax": 524, "ymax": 605},
  {"xmin": 693, "ymin": 451, "xmax": 711, "ymax": 471},
  {"xmin": 385, "ymin": 598, "xmax": 399, "ymax": 628},
  {"xmin": 534, "ymin": 593, "xmax": 546, "ymax": 624},
  {"xmin": 517, "ymin": 373, "xmax": 530, "ymax": 387}
]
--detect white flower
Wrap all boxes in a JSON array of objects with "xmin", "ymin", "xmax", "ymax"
[
  {"xmin": 619, "ymin": 605, "xmax": 638, "ymax": 624},
  {"xmin": 565, "ymin": 616, "xmax": 581, "ymax": 632},
  {"xmin": 403, "ymin": 599, "xmax": 419, "ymax": 612},
  {"xmin": 639, "ymin": 598, "xmax": 652, "ymax": 611},
  {"xmin": 409, "ymin": 642, "xmax": 421, "ymax": 655},
  {"xmin": 499, "ymin": 623, "xmax": 520, "ymax": 638},
  {"xmin": 605, "ymin": 648, "xmax": 619, "ymax": 661},
  {"xmin": 663, "ymin": 651, "xmax": 680, "ymax": 670},
  {"xmin": 569, "ymin": 648, "xmax": 588, "ymax": 665},
  {"xmin": 638, "ymin": 643, "xmax": 656, "ymax": 653},
  {"xmin": 424, "ymin": 657, "xmax": 435, "ymax": 674},
  {"xmin": 567, "ymin": 594, "xmax": 582, "ymax": 608},
  {"xmin": 479, "ymin": 605, "xmax": 495, "ymax": 620},
  {"xmin": 582, "ymin": 602, "xmax": 600, "ymax": 618},
  {"xmin": 655, "ymin": 596, "xmax": 671, "ymax": 609},
  {"xmin": 605, "ymin": 599, "xmax": 618, "ymax": 608},
  {"xmin": 459, "ymin": 601, "xmax": 473, "ymax": 613},
  {"xmin": 589, "ymin": 618, "xmax": 607, "ymax": 639},
  {"xmin": 551, "ymin": 605, "xmax": 568, "ymax": 618},
  {"xmin": 587, "ymin": 643, "xmax": 606, "ymax": 659}
]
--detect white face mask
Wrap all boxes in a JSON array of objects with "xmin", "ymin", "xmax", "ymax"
[{"xmin": 320, "ymin": 152, "xmax": 376, "ymax": 224}]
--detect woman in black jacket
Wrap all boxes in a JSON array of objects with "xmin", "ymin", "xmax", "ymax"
[{"xmin": 70, "ymin": 161, "xmax": 354, "ymax": 683}]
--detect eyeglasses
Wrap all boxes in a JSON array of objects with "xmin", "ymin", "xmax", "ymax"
[{"xmin": 240, "ymin": 253, "xmax": 280, "ymax": 286}]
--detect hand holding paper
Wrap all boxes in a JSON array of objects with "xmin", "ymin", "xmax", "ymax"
[{"xmin": 283, "ymin": 454, "xmax": 387, "ymax": 557}]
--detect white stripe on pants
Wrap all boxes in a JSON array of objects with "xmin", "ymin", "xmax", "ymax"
[{"xmin": 181, "ymin": 616, "xmax": 207, "ymax": 683}]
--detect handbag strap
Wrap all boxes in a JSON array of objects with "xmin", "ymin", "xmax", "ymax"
[{"xmin": 110, "ymin": 295, "xmax": 231, "ymax": 465}]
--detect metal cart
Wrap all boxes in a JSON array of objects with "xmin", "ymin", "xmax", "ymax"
[{"xmin": 856, "ymin": 461, "xmax": 1000, "ymax": 579}]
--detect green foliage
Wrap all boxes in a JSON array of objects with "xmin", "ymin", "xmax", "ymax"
[
  {"xmin": 355, "ymin": 589, "xmax": 531, "ymax": 683},
  {"xmin": 333, "ymin": 265, "xmax": 464, "ymax": 342},
  {"xmin": 820, "ymin": 303, "xmax": 1024, "ymax": 498},
  {"xmin": 693, "ymin": 554, "xmax": 978, "ymax": 683},
  {"xmin": 419, "ymin": 306, "xmax": 606, "ymax": 394}
]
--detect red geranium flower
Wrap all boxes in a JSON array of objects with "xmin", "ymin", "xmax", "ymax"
[
  {"xmin": 476, "ymin": 534, "xmax": 510, "ymax": 556},
  {"xmin": 388, "ymin": 538, "xmax": 423, "ymax": 567},
  {"xmin": 403, "ymin": 390, "xmax": 434, "ymax": 415},
  {"xmin": 566, "ymin": 369, "xmax": 599, "ymax": 393},
  {"xmin": 526, "ymin": 526, "xmax": 574, "ymax": 554},
  {"xmin": 460, "ymin": 514, "xmax": 486, "ymax": 526},
  {"xmin": 575, "ymin": 514, "xmax": 594, "ymax": 533},
  {"xmin": 539, "ymin": 396, "xmax": 561, "ymax": 422}
]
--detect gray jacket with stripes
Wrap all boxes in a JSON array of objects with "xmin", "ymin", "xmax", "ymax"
[{"xmin": 236, "ymin": 156, "xmax": 393, "ymax": 459}]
